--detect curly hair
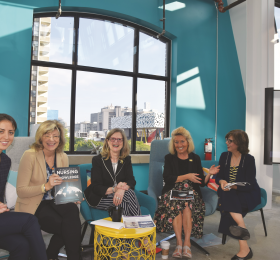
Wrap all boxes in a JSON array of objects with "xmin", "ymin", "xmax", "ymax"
[
  {"xmin": 225, "ymin": 129, "xmax": 249, "ymax": 154},
  {"xmin": 31, "ymin": 120, "xmax": 66, "ymax": 153},
  {"xmin": 169, "ymin": 126, "xmax": 195, "ymax": 154},
  {"xmin": 101, "ymin": 128, "xmax": 130, "ymax": 160}
]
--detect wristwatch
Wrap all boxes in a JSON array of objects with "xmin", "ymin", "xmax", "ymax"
[{"xmin": 43, "ymin": 184, "xmax": 46, "ymax": 193}]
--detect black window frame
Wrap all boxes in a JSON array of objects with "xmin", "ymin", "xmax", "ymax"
[{"xmin": 29, "ymin": 12, "xmax": 171, "ymax": 154}]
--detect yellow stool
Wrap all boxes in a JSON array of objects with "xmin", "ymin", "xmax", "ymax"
[{"xmin": 93, "ymin": 217, "xmax": 156, "ymax": 260}]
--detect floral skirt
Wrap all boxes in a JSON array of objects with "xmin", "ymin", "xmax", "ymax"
[{"xmin": 154, "ymin": 180, "xmax": 205, "ymax": 239}]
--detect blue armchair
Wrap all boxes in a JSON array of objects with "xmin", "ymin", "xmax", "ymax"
[{"xmin": 79, "ymin": 163, "xmax": 156, "ymax": 244}]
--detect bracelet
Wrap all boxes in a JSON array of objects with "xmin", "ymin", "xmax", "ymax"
[
  {"xmin": 112, "ymin": 186, "xmax": 115, "ymax": 193},
  {"xmin": 43, "ymin": 184, "xmax": 46, "ymax": 193}
]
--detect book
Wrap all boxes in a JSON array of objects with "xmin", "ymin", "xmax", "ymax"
[
  {"xmin": 224, "ymin": 182, "xmax": 250, "ymax": 190},
  {"xmin": 122, "ymin": 215, "xmax": 155, "ymax": 229},
  {"xmin": 170, "ymin": 190, "xmax": 194, "ymax": 200},
  {"xmin": 54, "ymin": 167, "xmax": 83, "ymax": 205}
]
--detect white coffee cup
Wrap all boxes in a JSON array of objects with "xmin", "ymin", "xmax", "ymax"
[{"xmin": 160, "ymin": 241, "xmax": 170, "ymax": 259}]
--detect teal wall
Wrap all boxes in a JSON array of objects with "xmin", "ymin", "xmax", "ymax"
[{"xmin": 0, "ymin": 0, "xmax": 244, "ymax": 160}]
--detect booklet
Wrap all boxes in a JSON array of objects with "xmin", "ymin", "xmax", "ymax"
[
  {"xmin": 90, "ymin": 219, "xmax": 125, "ymax": 230},
  {"xmin": 170, "ymin": 190, "xmax": 194, "ymax": 200},
  {"xmin": 224, "ymin": 182, "xmax": 250, "ymax": 190},
  {"xmin": 54, "ymin": 167, "xmax": 83, "ymax": 205},
  {"xmin": 123, "ymin": 215, "xmax": 155, "ymax": 229}
]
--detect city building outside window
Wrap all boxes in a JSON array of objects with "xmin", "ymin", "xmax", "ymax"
[{"xmin": 29, "ymin": 13, "xmax": 171, "ymax": 153}]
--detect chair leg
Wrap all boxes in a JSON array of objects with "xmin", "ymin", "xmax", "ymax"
[
  {"xmin": 190, "ymin": 239, "xmax": 210, "ymax": 255},
  {"xmin": 260, "ymin": 208, "xmax": 267, "ymax": 236},
  {"xmin": 81, "ymin": 221, "xmax": 88, "ymax": 243},
  {"xmin": 222, "ymin": 234, "xmax": 227, "ymax": 245},
  {"xmin": 89, "ymin": 225, "xmax": 95, "ymax": 244}
]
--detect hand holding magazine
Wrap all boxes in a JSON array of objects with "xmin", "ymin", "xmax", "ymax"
[{"xmin": 224, "ymin": 182, "xmax": 250, "ymax": 190}]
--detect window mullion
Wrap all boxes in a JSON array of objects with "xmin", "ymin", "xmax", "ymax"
[{"xmin": 131, "ymin": 28, "xmax": 140, "ymax": 152}]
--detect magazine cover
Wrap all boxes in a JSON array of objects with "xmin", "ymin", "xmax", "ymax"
[
  {"xmin": 54, "ymin": 167, "xmax": 83, "ymax": 205},
  {"xmin": 170, "ymin": 190, "xmax": 194, "ymax": 200},
  {"xmin": 123, "ymin": 215, "xmax": 155, "ymax": 229}
]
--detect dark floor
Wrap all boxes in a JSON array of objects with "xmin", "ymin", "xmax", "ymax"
[{"xmin": 1, "ymin": 192, "xmax": 279, "ymax": 260}]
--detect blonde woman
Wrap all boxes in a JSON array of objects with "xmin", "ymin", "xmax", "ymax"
[
  {"xmin": 84, "ymin": 128, "xmax": 141, "ymax": 216},
  {"xmin": 16, "ymin": 120, "xmax": 81, "ymax": 260},
  {"xmin": 154, "ymin": 127, "xmax": 219, "ymax": 258}
]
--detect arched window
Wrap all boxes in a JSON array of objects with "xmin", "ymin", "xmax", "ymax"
[{"xmin": 29, "ymin": 13, "xmax": 171, "ymax": 153}]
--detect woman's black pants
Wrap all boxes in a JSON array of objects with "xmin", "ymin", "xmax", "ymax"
[
  {"xmin": 35, "ymin": 200, "xmax": 81, "ymax": 260},
  {"xmin": 0, "ymin": 211, "xmax": 47, "ymax": 260}
]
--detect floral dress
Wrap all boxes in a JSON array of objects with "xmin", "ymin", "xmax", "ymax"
[{"xmin": 154, "ymin": 179, "xmax": 206, "ymax": 239}]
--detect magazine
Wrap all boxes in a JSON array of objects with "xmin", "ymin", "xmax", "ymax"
[
  {"xmin": 170, "ymin": 190, "xmax": 194, "ymax": 200},
  {"xmin": 122, "ymin": 215, "xmax": 155, "ymax": 229},
  {"xmin": 54, "ymin": 167, "xmax": 83, "ymax": 205},
  {"xmin": 224, "ymin": 182, "xmax": 250, "ymax": 190}
]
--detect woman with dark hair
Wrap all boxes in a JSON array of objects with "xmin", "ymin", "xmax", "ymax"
[
  {"xmin": 84, "ymin": 128, "xmax": 141, "ymax": 216},
  {"xmin": 154, "ymin": 127, "xmax": 219, "ymax": 258},
  {"xmin": 0, "ymin": 113, "xmax": 47, "ymax": 260},
  {"xmin": 216, "ymin": 130, "xmax": 261, "ymax": 260},
  {"xmin": 16, "ymin": 120, "xmax": 82, "ymax": 260}
]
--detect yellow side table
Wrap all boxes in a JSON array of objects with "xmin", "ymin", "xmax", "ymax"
[{"xmin": 93, "ymin": 217, "xmax": 156, "ymax": 260}]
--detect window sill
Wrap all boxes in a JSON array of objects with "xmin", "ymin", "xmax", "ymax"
[{"xmin": 68, "ymin": 154, "xmax": 150, "ymax": 165}]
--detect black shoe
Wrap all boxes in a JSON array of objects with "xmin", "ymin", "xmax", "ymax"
[
  {"xmin": 229, "ymin": 225, "xmax": 250, "ymax": 240},
  {"xmin": 231, "ymin": 248, "xmax": 253, "ymax": 260}
]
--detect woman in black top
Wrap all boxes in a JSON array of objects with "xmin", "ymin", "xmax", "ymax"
[
  {"xmin": 0, "ymin": 114, "xmax": 47, "ymax": 260},
  {"xmin": 154, "ymin": 127, "xmax": 219, "ymax": 258},
  {"xmin": 215, "ymin": 130, "xmax": 261, "ymax": 260},
  {"xmin": 84, "ymin": 128, "xmax": 141, "ymax": 216}
]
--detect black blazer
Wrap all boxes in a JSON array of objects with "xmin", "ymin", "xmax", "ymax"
[
  {"xmin": 162, "ymin": 153, "xmax": 206, "ymax": 198},
  {"xmin": 84, "ymin": 154, "xmax": 136, "ymax": 207},
  {"xmin": 215, "ymin": 152, "xmax": 261, "ymax": 211}
]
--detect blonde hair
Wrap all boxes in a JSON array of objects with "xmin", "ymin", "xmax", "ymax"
[
  {"xmin": 101, "ymin": 128, "xmax": 130, "ymax": 160},
  {"xmin": 31, "ymin": 120, "xmax": 66, "ymax": 153},
  {"xmin": 168, "ymin": 126, "xmax": 195, "ymax": 154}
]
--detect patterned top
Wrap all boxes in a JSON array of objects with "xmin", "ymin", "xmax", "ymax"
[
  {"xmin": 0, "ymin": 153, "xmax": 11, "ymax": 203},
  {"xmin": 229, "ymin": 166, "xmax": 238, "ymax": 183},
  {"xmin": 42, "ymin": 155, "xmax": 56, "ymax": 201}
]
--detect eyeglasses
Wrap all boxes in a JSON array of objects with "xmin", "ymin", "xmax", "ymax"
[
  {"xmin": 226, "ymin": 138, "xmax": 234, "ymax": 144},
  {"xmin": 43, "ymin": 135, "xmax": 60, "ymax": 140},
  {"xmin": 109, "ymin": 137, "xmax": 123, "ymax": 142}
]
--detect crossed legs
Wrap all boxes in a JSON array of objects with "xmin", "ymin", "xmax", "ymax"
[{"xmin": 230, "ymin": 212, "xmax": 250, "ymax": 258}]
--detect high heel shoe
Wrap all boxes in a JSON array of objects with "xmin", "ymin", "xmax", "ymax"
[
  {"xmin": 231, "ymin": 247, "xmax": 253, "ymax": 260},
  {"xmin": 172, "ymin": 245, "xmax": 182, "ymax": 258},
  {"xmin": 182, "ymin": 246, "xmax": 192, "ymax": 259}
]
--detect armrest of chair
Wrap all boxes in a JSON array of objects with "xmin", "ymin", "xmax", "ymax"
[
  {"xmin": 135, "ymin": 189, "xmax": 156, "ymax": 218},
  {"xmin": 147, "ymin": 185, "xmax": 159, "ymax": 210},
  {"xmin": 200, "ymin": 186, "xmax": 218, "ymax": 216},
  {"xmin": 80, "ymin": 200, "xmax": 93, "ymax": 224}
]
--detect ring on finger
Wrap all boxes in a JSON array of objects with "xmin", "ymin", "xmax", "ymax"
[{"xmin": 54, "ymin": 180, "xmax": 57, "ymax": 183}]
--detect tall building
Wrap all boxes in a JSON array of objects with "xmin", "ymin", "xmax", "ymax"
[
  {"xmin": 75, "ymin": 121, "xmax": 97, "ymax": 138},
  {"xmin": 90, "ymin": 105, "xmax": 132, "ymax": 131},
  {"xmin": 30, "ymin": 17, "xmax": 51, "ymax": 125}
]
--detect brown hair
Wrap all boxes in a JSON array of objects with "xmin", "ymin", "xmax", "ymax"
[
  {"xmin": 101, "ymin": 128, "xmax": 130, "ymax": 160},
  {"xmin": 0, "ymin": 114, "xmax": 17, "ymax": 162},
  {"xmin": 0, "ymin": 114, "xmax": 17, "ymax": 131},
  {"xmin": 225, "ymin": 129, "xmax": 249, "ymax": 154},
  {"xmin": 31, "ymin": 120, "xmax": 66, "ymax": 153},
  {"xmin": 169, "ymin": 126, "xmax": 195, "ymax": 154}
]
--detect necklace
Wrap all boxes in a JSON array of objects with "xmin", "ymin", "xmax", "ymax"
[{"xmin": 231, "ymin": 154, "xmax": 241, "ymax": 169}]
